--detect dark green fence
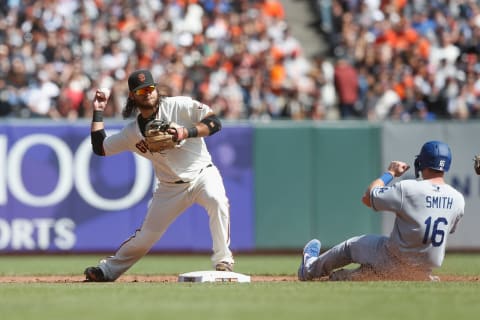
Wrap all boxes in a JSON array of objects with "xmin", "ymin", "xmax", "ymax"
[{"xmin": 253, "ymin": 122, "xmax": 382, "ymax": 249}]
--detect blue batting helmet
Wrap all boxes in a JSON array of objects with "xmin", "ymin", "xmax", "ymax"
[{"xmin": 414, "ymin": 141, "xmax": 452, "ymax": 178}]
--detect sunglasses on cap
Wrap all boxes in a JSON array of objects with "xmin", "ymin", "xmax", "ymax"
[{"xmin": 134, "ymin": 86, "xmax": 156, "ymax": 96}]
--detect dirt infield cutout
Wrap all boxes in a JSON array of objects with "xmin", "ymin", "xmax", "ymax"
[{"xmin": 0, "ymin": 275, "xmax": 478, "ymax": 283}]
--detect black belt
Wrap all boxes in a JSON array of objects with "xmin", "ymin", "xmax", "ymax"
[{"xmin": 174, "ymin": 164, "xmax": 212, "ymax": 184}]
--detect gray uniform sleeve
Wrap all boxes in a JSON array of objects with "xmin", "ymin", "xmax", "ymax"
[{"xmin": 370, "ymin": 182, "xmax": 404, "ymax": 213}]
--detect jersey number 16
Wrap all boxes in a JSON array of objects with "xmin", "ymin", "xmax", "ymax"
[{"xmin": 422, "ymin": 216, "xmax": 448, "ymax": 247}]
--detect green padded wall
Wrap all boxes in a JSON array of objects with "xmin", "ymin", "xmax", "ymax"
[
  {"xmin": 312, "ymin": 124, "xmax": 381, "ymax": 247},
  {"xmin": 254, "ymin": 123, "xmax": 315, "ymax": 248},
  {"xmin": 254, "ymin": 122, "xmax": 381, "ymax": 249}
]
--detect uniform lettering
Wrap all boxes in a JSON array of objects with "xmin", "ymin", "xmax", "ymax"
[
  {"xmin": 425, "ymin": 196, "xmax": 453, "ymax": 209},
  {"xmin": 136, "ymin": 140, "xmax": 149, "ymax": 153}
]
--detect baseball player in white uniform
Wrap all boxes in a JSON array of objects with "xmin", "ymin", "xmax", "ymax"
[
  {"xmin": 84, "ymin": 69, "xmax": 234, "ymax": 282},
  {"xmin": 298, "ymin": 140, "xmax": 465, "ymax": 281}
]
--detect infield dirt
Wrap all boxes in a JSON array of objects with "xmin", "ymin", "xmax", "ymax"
[{"xmin": 0, "ymin": 275, "xmax": 478, "ymax": 283}]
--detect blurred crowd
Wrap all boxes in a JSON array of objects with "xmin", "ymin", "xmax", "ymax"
[
  {"xmin": 312, "ymin": 0, "xmax": 480, "ymax": 121},
  {"xmin": 0, "ymin": 0, "xmax": 324, "ymax": 121},
  {"xmin": 1, "ymin": 0, "xmax": 480, "ymax": 122}
]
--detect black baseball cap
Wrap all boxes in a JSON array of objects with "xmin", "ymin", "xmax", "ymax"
[{"xmin": 128, "ymin": 69, "xmax": 156, "ymax": 92}]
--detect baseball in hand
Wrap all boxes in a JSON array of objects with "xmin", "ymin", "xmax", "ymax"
[
  {"xmin": 96, "ymin": 88, "xmax": 110, "ymax": 101},
  {"xmin": 100, "ymin": 87, "xmax": 110, "ymax": 98}
]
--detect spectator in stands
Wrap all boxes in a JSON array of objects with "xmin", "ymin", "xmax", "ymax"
[
  {"xmin": 334, "ymin": 57, "xmax": 359, "ymax": 118},
  {"xmin": 25, "ymin": 69, "xmax": 60, "ymax": 118},
  {"xmin": 314, "ymin": 0, "xmax": 480, "ymax": 121},
  {"xmin": 2, "ymin": 0, "xmax": 480, "ymax": 122}
]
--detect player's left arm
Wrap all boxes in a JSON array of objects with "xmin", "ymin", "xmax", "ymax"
[
  {"xmin": 167, "ymin": 98, "xmax": 221, "ymax": 141},
  {"xmin": 197, "ymin": 112, "xmax": 222, "ymax": 136},
  {"xmin": 168, "ymin": 112, "xmax": 221, "ymax": 141},
  {"xmin": 362, "ymin": 161, "xmax": 410, "ymax": 207}
]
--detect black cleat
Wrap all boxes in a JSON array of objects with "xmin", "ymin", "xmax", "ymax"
[{"xmin": 84, "ymin": 266, "xmax": 108, "ymax": 282}]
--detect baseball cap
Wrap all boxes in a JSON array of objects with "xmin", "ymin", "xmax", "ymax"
[{"xmin": 128, "ymin": 69, "xmax": 156, "ymax": 92}]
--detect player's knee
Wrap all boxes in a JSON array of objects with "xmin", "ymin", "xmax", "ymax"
[
  {"xmin": 130, "ymin": 228, "xmax": 162, "ymax": 248},
  {"xmin": 342, "ymin": 241, "xmax": 353, "ymax": 260},
  {"xmin": 202, "ymin": 192, "xmax": 228, "ymax": 207},
  {"xmin": 344, "ymin": 235, "xmax": 364, "ymax": 259}
]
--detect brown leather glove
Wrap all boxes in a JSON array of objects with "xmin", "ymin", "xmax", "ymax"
[
  {"xmin": 474, "ymin": 155, "xmax": 480, "ymax": 175},
  {"xmin": 144, "ymin": 119, "xmax": 177, "ymax": 153}
]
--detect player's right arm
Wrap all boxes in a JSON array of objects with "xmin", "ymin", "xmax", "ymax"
[
  {"xmin": 91, "ymin": 88, "xmax": 110, "ymax": 156},
  {"xmin": 362, "ymin": 161, "xmax": 410, "ymax": 207}
]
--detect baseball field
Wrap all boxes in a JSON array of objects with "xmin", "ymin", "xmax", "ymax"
[{"xmin": 0, "ymin": 253, "xmax": 479, "ymax": 320}]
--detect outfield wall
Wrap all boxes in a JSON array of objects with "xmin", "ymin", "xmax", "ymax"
[
  {"xmin": 254, "ymin": 122, "xmax": 381, "ymax": 249},
  {"xmin": 0, "ymin": 120, "xmax": 478, "ymax": 253},
  {"xmin": 381, "ymin": 122, "xmax": 480, "ymax": 249},
  {"xmin": 0, "ymin": 121, "xmax": 254, "ymax": 253}
]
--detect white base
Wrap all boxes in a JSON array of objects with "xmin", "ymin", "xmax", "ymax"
[{"xmin": 178, "ymin": 270, "xmax": 251, "ymax": 283}]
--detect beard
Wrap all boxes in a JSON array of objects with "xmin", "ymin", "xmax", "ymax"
[
  {"xmin": 122, "ymin": 89, "xmax": 162, "ymax": 119},
  {"xmin": 136, "ymin": 94, "xmax": 160, "ymax": 111}
]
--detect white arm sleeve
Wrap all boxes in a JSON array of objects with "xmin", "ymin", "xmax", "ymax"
[{"xmin": 103, "ymin": 129, "xmax": 131, "ymax": 156}]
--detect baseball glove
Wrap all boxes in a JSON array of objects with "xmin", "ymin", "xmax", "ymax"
[
  {"xmin": 474, "ymin": 155, "xmax": 480, "ymax": 175},
  {"xmin": 144, "ymin": 119, "xmax": 177, "ymax": 153}
]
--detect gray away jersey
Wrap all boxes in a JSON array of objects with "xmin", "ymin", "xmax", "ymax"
[{"xmin": 371, "ymin": 180, "xmax": 465, "ymax": 268}]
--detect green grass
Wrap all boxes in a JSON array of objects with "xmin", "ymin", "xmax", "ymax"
[{"xmin": 0, "ymin": 253, "xmax": 479, "ymax": 320}]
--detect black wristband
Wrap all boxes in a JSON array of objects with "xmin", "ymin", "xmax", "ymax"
[
  {"xmin": 187, "ymin": 127, "xmax": 198, "ymax": 138},
  {"xmin": 93, "ymin": 110, "xmax": 103, "ymax": 122}
]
